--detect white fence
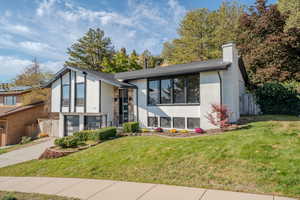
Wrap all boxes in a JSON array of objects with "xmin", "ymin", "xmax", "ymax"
[
  {"xmin": 38, "ymin": 119, "xmax": 59, "ymax": 137},
  {"xmin": 240, "ymin": 93, "xmax": 261, "ymax": 115}
]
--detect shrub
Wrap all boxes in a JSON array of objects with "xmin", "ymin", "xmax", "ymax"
[
  {"xmin": 180, "ymin": 129, "xmax": 189, "ymax": 133},
  {"xmin": 169, "ymin": 129, "xmax": 177, "ymax": 133},
  {"xmin": 73, "ymin": 130, "xmax": 90, "ymax": 141},
  {"xmin": 54, "ymin": 136, "xmax": 79, "ymax": 148},
  {"xmin": 2, "ymin": 194, "xmax": 17, "ymax": 200},
  {"xmin": 123, "ymin": 122, "xmax": 139, "ymax": 133},
  {"xmin": 195, "ymin": 128, "xmax": 205, "ymax": 134},
  {"xmin": 141, "ymin": 128, "xmax": 149, "ymax": 132},
  {"xmin": 154, "ymin": 127, "xmax": 163, "ymax": 132},
  {"xmin": 20, "ymin": 136, "xmax": 31, "ymax": 144},
  {"xmin": 88, "ymin": 127, "xmax": 117, "ymax": 141},
  {"xmin": 255, "ymin": 82, "xmax": 300, "ymax": 115},
  {"xmin": 38, "ymin": 133, "xmax": 49, "ymax": 138},
  {"xmin": 205, "ymin": 104, "xmax": 231, "ymax": 129}
]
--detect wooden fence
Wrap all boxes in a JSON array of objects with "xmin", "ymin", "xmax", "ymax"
[{"xmin": 240, "ymin": 93, "xmax": 261, "ymax": 115}]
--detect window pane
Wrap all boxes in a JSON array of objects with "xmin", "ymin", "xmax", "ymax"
[
  {"xmin": 160, "ymin": 117, "xmax": 171, "ymax": 128},
  {"xmin": 62, "ymin": 84, "xmax": 70, "ymax": 107},
  {"xmin": 187, "ymin": 74, "xmax": 200, "ymax": 103},
  {"xmin": 148, "ymin": 116, "xmax": 158, "ymax": 127},
  {"xmin": 173, "ymin": 77, "xmax": 185, "ymax": 103},
  {"xmin": 161, "ymin": 79, "xmax": 172, "ymax": 104},
  {"xmin": 4, "ymin": 96, "xmax": 16, "ymax": 105},
  {"xmin": 173, "ymin": 117, "xmax": 185, "ymax": 129},
  {"xmin": 84, "ymin": 116, "xmax": 102, "ymax": 130},
  {"xmin": 148, "ymin": 80, "xmax": 159, "ymax": 105},
  {"xmin": 76, "ymin": 83, "xmax": 84, "ymax": 106},
  {"xmin": 187, "ymin": 118, "xmax": 200, "ymax": 129},
  {"xmin": 64, "ymin": 115, "xmax": 79, "ymax": 136}
]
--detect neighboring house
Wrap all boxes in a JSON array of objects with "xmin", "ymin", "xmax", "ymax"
[
  {"xmin": 46, "ymin": 43, "xmax": 248, "ymax": 137},
  {"xmin": 0, "ymin": 86, "xmax": 48, "ymax": 146}
]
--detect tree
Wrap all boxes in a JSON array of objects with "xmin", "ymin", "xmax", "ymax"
[
  {"xmin": 14, "ymin": 58, "xmax": 52, "ymax": 86},
  {"xmin": 237, "ymin": 0, "xmax": 300, "ymax": 85},
  {"xmin": 139, "ymin": 50, "xmax": 163, "ymax": 68},
  {"xmin": 161, "ymin": 2, "xmax": 244, "ymax": 64},
  {"xmin": 278, "ymin": 0, "xmax": 300, "ymax": 29},
  {"xmin": 65, "ymin": 28, "xmax": 114, "ymax": 71}
]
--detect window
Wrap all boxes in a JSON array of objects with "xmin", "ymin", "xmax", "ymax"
[
  {"xmin": 64, "ymin": 115, "xmax": 79, "ymax": 136},
  {"xmin": 148, "ymin": 116, "xmax": 158, "ymax": 127},
  {"xmin": 161, "ymin": 79, "xmax": 172, "ymax": 104},
  {"xmin": 187, "ymin": 118, "xmax": 200, "ymax": 129},
  {"xmin": 84, "ymin": 116, "xmax": 102, "ymax": 130},
  {"xmin": 62, "ymin": 84, "xmax": 70, "ymax": 107},
  {"xmin": 160, "ymin": 117, "xmax": 171, "ymax": 128},
  {"xmin": 148, "ymin": 80, "xmax": 159, "ymax": 105},
  {"xmin": 147, "ymin": 74, "xmax": 200, "ymax": 105},
  {"xmin": 187, "ymin": 74, "xmax": 200, "ymax": 103},
  {"xmin": 173, "ymin": 117, "xmax": 185, "ymax": 129},
  {"xmin": 76, "ymin": 82, "xmax": 85, "ymax": 106},
  {"xmin": 4, "ymin": 96, "xmax": 16, "ymax": 105}
]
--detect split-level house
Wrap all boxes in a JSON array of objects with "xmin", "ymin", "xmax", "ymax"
[{"xmin": 46, "ymin": 43, "xmax": 248, "ymax": 137}]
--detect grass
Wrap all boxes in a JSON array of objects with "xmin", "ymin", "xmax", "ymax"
[
  {"xmin": 0, "ymin": 191, "xmax": 79, "ymax": 200},
  {"xmin": 0, "ymin": 115, "xmax": 299, "ymax": 198}
]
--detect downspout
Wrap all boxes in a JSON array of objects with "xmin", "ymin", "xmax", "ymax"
[{"xmin": 217, "ymin": 71, "xmax": 223, "ymax": 105}]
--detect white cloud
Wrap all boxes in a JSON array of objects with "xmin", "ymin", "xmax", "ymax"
[
  {"xmin": 19, "ymin": 41, "xmax": 51, "ymax": 52},
  {"xmin": 36, "ymin": 0, "xmax": 57, "ymax": 16}
]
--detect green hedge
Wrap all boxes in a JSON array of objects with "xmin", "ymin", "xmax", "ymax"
[
  {"xmin": 73, "ymin": 130, "xmax": 90, "ymax": 141},
  {"xmin": 54, "ymin": 136, "xmax": 79, "ymax": 148},
  {"xmin": 255, "ymin": 82, "xmax": 300, "ymax": 115},
  {"xmin": 87, "ymin": 127, "xmax": 117, "ymax": 141},
  {"xmin": 123, "ymin": 122, "xmax": 139, "ymax": 133}
]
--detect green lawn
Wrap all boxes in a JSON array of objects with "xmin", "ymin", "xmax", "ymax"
[
  {"xmin": 0, "ymin": 191, "xmax": 79, "ymax": 200},
  {"xmin": 0, "ymin": 115, "xmax": 299, "ymax": 198}
]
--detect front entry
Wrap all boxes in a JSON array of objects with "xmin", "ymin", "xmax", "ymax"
[{"xmin": 119, "ymin": 89, "xmax": 129, "ymax": 125}]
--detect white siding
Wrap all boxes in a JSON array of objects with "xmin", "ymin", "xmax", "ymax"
[
  {"xmin": 101, "ymin": 82, "xmax": 114, "ymax": 125},
  {"xmin": 86, "ymin": 76, "xmax": 100, "ymax": 113},
  {"xmin": 51, "ymin": 78, "xmax": 60, "ymax": 112}
]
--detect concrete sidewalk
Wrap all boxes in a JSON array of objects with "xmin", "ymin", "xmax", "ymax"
[
  {"xmin": 0, "ymin": 138, "xmax": 54, "ymax": 168},
  {"xmin": 0, "ymin": 177, "xmax": 295, "ymax": 200}
]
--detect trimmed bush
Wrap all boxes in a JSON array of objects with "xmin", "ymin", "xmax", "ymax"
[
  {"xmin": 255, "ymin": 82, "xmax": 300, "ymax": 115},
  {"xmin": 123, "ymin": 122, "xmax": 139, "ymax": 133},
  {"xmin": 54, "ymin": 136, "xmax": 79, "ymax": 148},
  {"xmin": 2, "ymin": 194, "xmax": 17, "ymax": 200},
  {"xmin": 73, "ymin": 130, "xmax": 90, "ymax": 141},
  {"xmin": 88, "ymin": 127, "xmax": 117, "ymax": 141}
]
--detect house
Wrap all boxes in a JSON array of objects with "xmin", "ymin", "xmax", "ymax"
[
  {"xmin": 0, "ymin": 86, "xmax": 48, "ymax": 146},
  {"xmin": 46, "ymin": 43, "xmax": 248, "ymax": 137}
]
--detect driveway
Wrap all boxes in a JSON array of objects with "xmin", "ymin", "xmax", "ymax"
[
  {"xmin": 0, "ymin": 177, "xmax": 295, "ymax": 200},
  {"xmin": 0, "ymin": 138, "xmax": 54, "ymax": 168}
]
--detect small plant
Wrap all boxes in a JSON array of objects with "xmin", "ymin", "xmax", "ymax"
[
  {"xmin": 123, "ymin": 122, "xmax": 139, "ymax": 133},
  {"xmin": 206, "ymin": 104, "xmax": 231, "ymax": 129},
  {"xmin": 195, "ymin": 128, "xmax": 205, "ymax": 134},
  {"xmin": 54, "ymin": 136, "xmax": 79, "ymax": 148},
  {"xmin": 180, "ymin": 129, "xmax": 189, "ymax": 133},
  {"xmin": 20, "ymin": 136, "xmax": 31, "ymax": 144},
  {"xmin": 2, "ymin": 193, "xmax": 17, "ymax": 200},
  {"xmin": 154, "ymin": 127, "xmax": 163, "ymax": 132},
  {"xmin": 141, "ymin": 128, "xmax": 149, "ymax": 132},
  {"xmin": 169, "ymin": 129, "xmax": 177, "ymax": 133},
  {"xmin": 38, "ymin": 133, "xmax": 49, "ymax": 138}
]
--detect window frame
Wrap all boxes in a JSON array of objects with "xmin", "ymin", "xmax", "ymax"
[
  {"xmin": 173, "ymin": 117, "xmax": 186, "ymax": 129},
  {"xmin": 160, "ymin": 117, "xmax": 171, "ymax": 128},
  {"xmin": 187, "ymin": 117, "xmax": 200, "ymax": 129},
  {"xmin": 62, "ymin": 83, "xmax": 70, "ymax": 107},
  {"xmin": 4, "ymin": 96, "xmax": 16, "ymax": 105},
  {"xmin": 147, "ymin": 73, "xmax": 200, "ymax": 106},
  {"xmin": 75, "ymin": 82, "xmax": 85, "ymax": 107},
  {"xmin": 84, "ymin": 115, "xmax": 102, "ymax": 130},
  {"xmin": 147, "ymin": 116, "xmax": 158, "ymax": 127}
]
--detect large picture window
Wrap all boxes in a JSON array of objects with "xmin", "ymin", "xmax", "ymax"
[
  {"xmin": 160, "ymin": 117, "xmax": 171, "ymax": 128},
  {"xmin": 147, "ymin": 74, "xmax": 199, "ymax": 105},
  {"xmin": 76, "ymin": 82, "xmax": 85, "ymax": 106},
  {"xmin": 84, "ymin": 116, "xmax": 102, "ymax": 130},
  {"xmin": 187, "ymin": 118, "xmax": 200, "ymax": 129},
  {"xmin": 62, "ymin": 84, "xmax": 70, "ymax": 107},
  {"xmin": 173, "ymin": 117, "xmax": 185, "ymax": 129},
  {"xmin": 4, "ymin": 96, "xmax": 16, "ymax": 105}
]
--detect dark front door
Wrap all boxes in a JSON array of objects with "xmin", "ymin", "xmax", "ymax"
[
  {"xmin": 64, "ymin": 115, "xmax": 80, "ymax": 136},
  {"xmin": 119, "ymin": 89, "xmax": 129, "ymax": 125}
]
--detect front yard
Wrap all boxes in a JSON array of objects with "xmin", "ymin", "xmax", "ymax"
[{"xmin": 0, "ymin": 115, "xmax": 299, "ymax": 198}]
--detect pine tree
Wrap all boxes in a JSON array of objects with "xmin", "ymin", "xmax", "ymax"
[{"xmin": 64, "ymin": 28, "xmax": 114, "ymax": 71}]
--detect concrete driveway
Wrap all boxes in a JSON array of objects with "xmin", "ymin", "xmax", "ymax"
[
  {"xmin": 0, "ymin": 138, "xmax": 54, "ymax": 168},
  {"xmin": 0, "ymin": 177, "xmax": 295, "ymax": 200}
]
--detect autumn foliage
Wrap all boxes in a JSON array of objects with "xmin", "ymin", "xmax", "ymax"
[{"xmin": 206, "ymin": 104, "xmax": 231, "ymax": 129}]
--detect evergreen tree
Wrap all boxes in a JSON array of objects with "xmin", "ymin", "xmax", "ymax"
[
  {"xmin": 129, "ymin": 50, "xmax": 142, "ymax": 71},
  {"xmin": 65, "ymin": 28, "xmax": 114, "ymax": 71}
]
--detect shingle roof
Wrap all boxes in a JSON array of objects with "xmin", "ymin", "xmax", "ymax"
[
  {"xmin": 44, "ymin": 66, "xmax": 137, "ymax": 88},
  {"xmin": 0, "ymin": 102, "xmax": 44, "ymax": 118},
  {"xmin": 0, "ymin": 86, "xmax": 31, "ymax": 93},
  {"xmin": 115, "ymin": 59, "xmax": 231, "ymax": 80}
]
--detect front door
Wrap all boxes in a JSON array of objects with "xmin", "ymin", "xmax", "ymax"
[
  {"xmin": 119, "ymin": 89, "xmax": 129, "ymax": 125},
  {"xmin": 64, "ymin": 115, "xmax": 80, "ymax": 136}
]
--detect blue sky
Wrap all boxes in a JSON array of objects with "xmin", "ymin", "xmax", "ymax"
[{"xmin": 0, "ymin": 0, "xmax": 277, "ymax": 82}]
